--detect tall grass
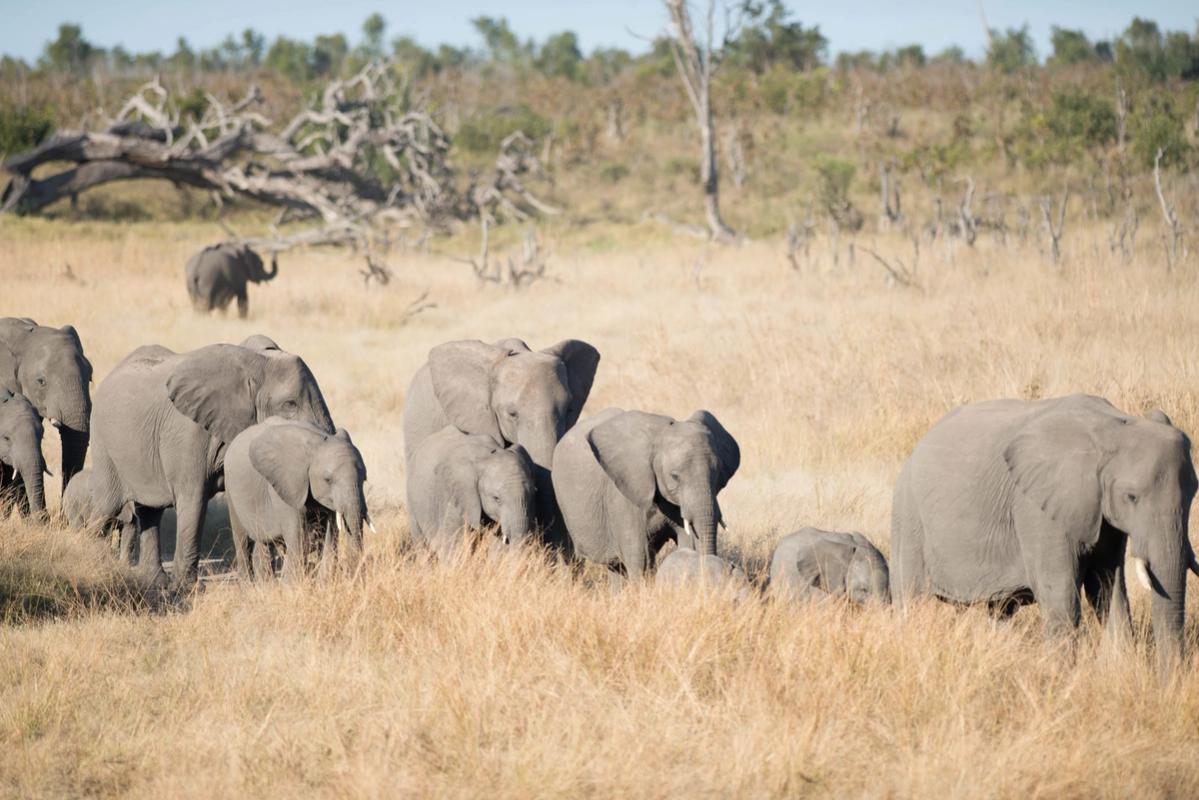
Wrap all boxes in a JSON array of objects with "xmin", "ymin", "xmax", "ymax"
[{"xmin": 0, "ymin": 216, "xmax": 1197, "ymax": 797}]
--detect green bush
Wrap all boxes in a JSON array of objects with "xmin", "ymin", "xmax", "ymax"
[
  {"xmin": 664, "ymin": 156, "xmax": 699, "ymax": 181},
  {"xmin": 1131, "ymin": 97, "xmax": 1191, "ymax": 169},
  {"xmin": 456, "ymin": 105, "xmax": 551, "ymax": 154},
  {"xmin": 0, "ymin": 102, "xmax": 53, "ymax": 157},
  {"xmin": 598, "ymin": 161, "xmax": 629, "ymax": 183}
]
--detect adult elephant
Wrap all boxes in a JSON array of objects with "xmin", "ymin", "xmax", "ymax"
[
  {"xmin": 89, "ymin": 338, "xmax": 334, "ymax": 588},
  {"xmin": 0, "ymin": 318, "xmax": 92, "ymax": 497},
  {"xmin": 402, "ymin": 337, "xmax": 599, "ymax": 535},
  {"xmin": 185, "ymin": 241, "xmax": 278, "ymax": 319},
  {"xmin": 552, "ymin": 408, "xmax": 740, "ymax": 582},
  {"xmin": 892, "ymin": 394, "xmax": 1197, "ymax": 670}
]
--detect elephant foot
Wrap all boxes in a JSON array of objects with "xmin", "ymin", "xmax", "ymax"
[{"xmin": 135, "ymin": 565, "xmax": 171, "ymax": 589}]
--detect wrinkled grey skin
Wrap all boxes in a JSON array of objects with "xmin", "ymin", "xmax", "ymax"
[
  {"xmin": 226, "ymin": 419, "xmax": 368, "ymax": 580},
  {"xmin": 63, "ymin": 468, "xmax": 137, "ymax": 561},
  {"xmin": 656, "ymin": 548, "xmax": 752, "ymax": 600},
  {"xmin": 769, "ymin": 528, "xmax": 890, "ymax": 604},
  {"xmin": 89, "ymin": 338, "xmax": 334, "ymax": 588},
  {"xmin": 407, "ymin": 426, "xmax": 536, "ymax": 558},
  {"xmin": 552, "ymin": 408, "xmax": 740, "ymax": 582},
  {"xmin": 0, "ymin": 318, "xmax": 92, "ymax": 498},
  {"xmin": 892, "ymin": 394, "xmax": 1197, "ymax": 671},
  {"xmin": 185, "ymin": 242, "xmax": 278, "ymax": 319},
  {"xmin": 402, "ymin": 338, "xmax": 599, "ymax": 538},
  {"xmin": 0, "ymin": 389, "xmax": 48, "ymax": 520}
]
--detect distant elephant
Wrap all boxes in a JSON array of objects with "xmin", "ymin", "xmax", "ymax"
[
  {"xmin": 406, "ymin": 426, "xmax": 536, "ymax": 557},
  {"xmin": 0, "ymin": 317, "xmax": 92, "ymax": 497},
  {"xmin": 89, "ymin": 338, "xmax": 334, "ymax": 588},
  {"xmin": 63, "ymin": 468, "xmax": 136, "ymax": 561},
  {"xmin": 769, "ymin": 528, "xmax": 890, "ymax": 604},
  {"xmin": 892, "ymin": 395, "xmax": 1198, "ymax": 669},
  {"xmin": 225, "ymin": 418, "xmax": 370, "ymax": 580},
  {"xmin": 656, "ymin": 548, "xmax": 752, "ymax": 600},
  {"xmin": 0, "ymin": 389, "xmax": 48, "ymax": 520},
  {"xmin": 402, "ymin": 337, "xmax": 599, "ymax": 536},
  {"xmin": 185, "ymin": 241, "xmax": 278, "ymax": 319},
  {"xmin": 552, "ymin": 408, "xmax": 740, "ymax": 582}
]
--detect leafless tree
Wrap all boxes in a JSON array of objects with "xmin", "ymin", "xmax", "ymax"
[
  {"xmin": 605, "ymin": 99, "xmax": 625, "ymax": 143},
  {"xmin": 1039, "ymin": 188, "xmax": 1070, "ymax": 266},
  {"xmin": 664, "ymin": 0, "xmax": 737, "ymax": 241},
  {"xmin": 785, "ymin": 206, "xmax": 816, "ymax": 271},
  {"xmin": 1115, "ymin": 81, "xmax": 1129, "ymax": 156},
  {"xmin": 1153, "ymin": 148, "xmax": 1184, "ymax": 270},
  {"xmin": 958, "ymin": 177, "xmax": 978, "ymax": 246},
  {"xmin": 456, "ymin": 219, "xmax": 550, "ymax": 289},
  {"xmin": 1108, "ymin": 202, "xmax": 1139, "ymax": 263},
  {"xmin": 879, "ymin": 160, "xmax": 901, "ymax": 229},
  {"xmin": 862, "ymin": 246, "xmax": 920, "ymax": 291}
]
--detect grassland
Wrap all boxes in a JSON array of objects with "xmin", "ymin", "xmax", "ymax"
[{"xmin": 1, "ymin": 214, "xmax": 1198, "ymax": 798}]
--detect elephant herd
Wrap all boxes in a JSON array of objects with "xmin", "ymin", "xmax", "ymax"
[{"xmin": 2, "ymin": 315, "xmax": 1197, "ymax": 669}]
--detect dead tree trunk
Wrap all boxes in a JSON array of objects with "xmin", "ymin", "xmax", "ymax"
[
  {"xmin": 1153, "ymin": 148, "xmax": 1183, "ymax": 270},
  {"xmin": 665, "ymin": 0, "xmax": 736, "ymax": 242},
  {"xmin": 1039, "ymin": 188, "xmax": 1069, "ymax": 266}
]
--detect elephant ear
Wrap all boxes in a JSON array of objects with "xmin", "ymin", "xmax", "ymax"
[
  {"xmin": 59, "ymin": 325, "xmax": 93, "ymax": 382},
  {"xmin": 240, "ymin": 334, "xmax": 281, "ymax": 352},
  {"xmin": 427, "ymin": 340, "xmax": 504, "ymax": 442},
  {"xmin": 1145, "ymin": 409, "xmax": 1173, "ymax": 426},
  {"xmin": 249, "ymin": 424, "xmax": 325, "ymax": 509},
  {"xmin": 508, "ymin": 442, "xmax": 534, "ymax": 473},
  {"xmin": 434, "ymin": 445, "xmax": 484, "ymax": 529},
  {"xmin": 688, "ymin": 410, "xmax": 741, "ymax": 490},
  {"xmin": 491, "ymin": 338, "xmax": 531, "ymax": 354},
  {"xmin": 544, "ymin": 340, "xmax": 600, "ymax": 427},
  {"xmin": 587, "ymin": 410, "xmax": 672, "ymax": 509},
  {"xmin": 0, "ymin": 319, "xmax": 35, "ymax": 392},
  {"xmin": 1004, "ymin": 411, "xmax": 1103, "ymax": 536},
  {"xmin": 166, "ymin": 344, "xmax": 264, "ymax": 444}
]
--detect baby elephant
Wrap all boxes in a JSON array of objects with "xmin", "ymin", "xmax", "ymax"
[
  {"xmin": 225, "ymin": 418, "xmax": 371, "ymax": 580},
  {"xmin": 185, "ymin": 241, "xmax": 278, "ymax": 319},
  {"xmin": 0, "ymin": 389, "xmax": 49, "ymax": 520},
  {"xmin": 769, "ymin": 528, "xmax": 890, "ymax": 604},
  {"xmin": 406, "ymin": 426, "xmax": 536, "ymax": 558},
  {"xmin": 63, "ymin": 468, "xmax": 136, "ymax": 560},
  {"xmin": 657, "ymin": 548, "xmax": 754, "ymax": 600}
]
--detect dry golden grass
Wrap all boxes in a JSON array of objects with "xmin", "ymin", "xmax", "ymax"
[{"xmin": 1, "ymin": 215, "xmax": 1199, "ymax": 798}]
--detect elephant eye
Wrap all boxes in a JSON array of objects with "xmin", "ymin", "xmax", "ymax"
[
  {"xmin": 670, "ymin": 472, "xmax": 679, "ymax": 482},
  {"xmin": 35, "ymin": 377, "xmax": 46, "ymax": 386},
  {"xmin": 507, "ymin": 410, "xmax": 518, "ymax": 419},
  {"xmin": 1126, "ymin": 493, "xmax": 1138, "ymax": 505}
]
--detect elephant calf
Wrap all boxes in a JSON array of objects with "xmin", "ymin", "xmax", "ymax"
[
  {"xmin": 185, "ymin": 241, "xmax": 278, "ymax": 319},
  {"xmin": 225, "ymin": 418, "xmax": 371, "ymax": 580},
  {"xmin": 656, "ymin": 548, "xmax": 753, "ymax": 600},
  {"xmin": 769, "ymin": 528, "xmax": 890, "ymax": 604},
  {"xmin": 0, "ymin": 389, "xmax": 49, "ymax": 520},
  {"xmin": 63, "ymin": 469, "xmax": 136, "ymax": 560},
  {"xmin": 406, "ymin": 426, "xmax": 536, "ymax": 558}
]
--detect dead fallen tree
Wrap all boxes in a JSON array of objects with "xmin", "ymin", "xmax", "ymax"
[{"xmin": 1, "ymin": 63, "xmax": 556, "ymax": 233}]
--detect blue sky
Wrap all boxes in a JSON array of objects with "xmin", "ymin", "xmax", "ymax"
[{"xmin": 0, "ymin": 1, "xmax": 1195, "ymax": 63}]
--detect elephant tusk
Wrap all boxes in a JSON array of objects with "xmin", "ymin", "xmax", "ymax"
[
  {"xmin": 367, "ymin": 516, "xmax": 378, "ymax": 535},
  {"xmin": 336, "ymin": 511, "xmax": 345, "ymax": 536},
  {"xmin": 1132, "ymin": 557, "xmax": 1153, "ymax": 592},
  {"xmin": 719, "ymin": 519, "xmax": 731, "ymax": 536},
  {"xmin": 684, "ymin": 518, "xmax": 696, "ymax": 550}
]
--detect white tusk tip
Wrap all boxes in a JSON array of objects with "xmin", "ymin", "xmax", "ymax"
[{"xmin": 1133, "ymin": 557, "xmax": 1153, "ymax": 592}]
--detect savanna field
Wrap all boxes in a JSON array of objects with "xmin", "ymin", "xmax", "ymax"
[{"xmin": 2, "ymin": 212, "xmax": 1198, "ymax": 798}]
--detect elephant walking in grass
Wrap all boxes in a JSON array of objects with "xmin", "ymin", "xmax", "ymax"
[
  {"xmin": 89, "ymin": 338, "xmax": 334, "ymax": 588},
  {"xmin": 892, "ymin": 394, "xmax": 1198, "ymax": 670},
  {"xmin": 552, "ymin": 408, "xmax": 740, "ymax": 584},
  {"xmin": 769, "ymin": 528, "xmax": 890, "ymax": 604},
  {"xmin": 225, "ymin": 419, "xmax": 370, "ymax": 580},
  {"xmin": 0, "ymin": 318, "xmax": 92, "ymax": 499},
  {"xmin": 402, "ymin": 338, "xmax": 599, "ymax": 540},
  {"xmin": 0, "ymin": 389, "xmax": 49, "ymax": 520},
  {"xmin": 185, "ymin": 241, "xmax": 279, "ymax": 319},
  {"xmin": 406, "ymin": 426, "xmax": 537, "ymax": 558}
]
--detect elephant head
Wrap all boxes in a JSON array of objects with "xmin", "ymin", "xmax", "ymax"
[
  {"xmin": 1004, "ymin": 402, "xmax": 1198, "ymax": 669},
  {"xmin": 0, "ymin": 389, "xmax": 48, "ymax": 518},
  {"xmin": 427, "ymin": 338, "xmax": 600, "ymax": 477},
  {"xmin": 845, "ymin": 533, "xmax": 891, "ymax": 605},
  {"xmin": 165, "ymin": 342, "xmax": 335, "ymax": 447},
  {"xmin": 0, "ymin": 318, "xmax": 92, "ymax": 494},
  {"xmin": 588, "ymin": 410, "xmax": 740, "ymax": 557},
  {"xmin": 437, "ymin": 436, "xmax": 536, "ymax": 546},
  {"xmin": 250, "ymin": 422, "xmax": 370, "ymax": 568},
  {"xmin": 227, "ymin": 243, "xmax": 278, "ymax": 284}
]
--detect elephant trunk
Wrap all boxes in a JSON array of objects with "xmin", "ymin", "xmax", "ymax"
[
  {"xmin": 335, "ymin": 489, "xmax": 366, "ymax": 570},
  {"xmin": 58, "ymin": 425, "xmax": 88, "ymax": 500},
  {"xmin": 262, "ymin": 252, "xmax": 279, "ymax": 281},
  {"xmin": 683, "ymin": 489, "xmax": 718, "ymax": 557},
  {"xmin": 500, "ymin": 487, "xmax": 533, "ymax": 546},
  {"xmin": 50, "ymin": 387, "xmax": 90, "ymax": 498},
  {"xmin": 17, "ymin": 447, "xmax": 47, "ymax": 520},
  {"xmin": 1147, "ymin": 524, "xmax": 1187, "ymax": 673}
]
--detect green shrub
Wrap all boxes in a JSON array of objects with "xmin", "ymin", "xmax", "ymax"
[
  {"xmin": 456, "ymin": 105, "xmax": 551, "ymax": 154},
  {"xmin": 0, "ymin": 102, "xmax": 53, "ymax": 157},
  {"xmin": 664, "ymin": 156, "xmax": 699, "ymax": 181},
  {"xmin": 1131, "ymin": 97, "xmax": 1190, "ymax": 169},
  {"xmin": 598, "ymin": 161, "xmax": 629, "ymax": 183}
]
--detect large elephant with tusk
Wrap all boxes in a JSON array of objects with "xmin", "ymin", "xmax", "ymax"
[
  {"xmin": 551, "ymin": 407, "xmax": 740, "ymax": 584},
  {"xmin": 891, "ymin": 395, "xmax": 1198, "ymax": 671}
]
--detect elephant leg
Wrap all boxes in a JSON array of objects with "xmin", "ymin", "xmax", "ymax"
[
  {"xmin": 228, "ymin": 503, "xmax": 253, "ymax": 581},
  {"xmin": 317, "ymin": 522, "xmax": 338, "ymax": 579},
  {"xmin": 170, "ymin": 492, "xmax": 209, "ymax": 589},
  {"xmin": 281, "ymin": 521, "xmax": 307, "ymax": 582},
  {"xmin": 251, "ymin": 540, "xmax": 275, "ymax": 581},
  {"xmin": 0, "ymin": 464, "xmax": 13, "ymax": 515},
  {"xmin": 889, "ymin": 478, "xmax": 926, "ymax": 611},
  {"xmin": 134, "ymin": 507, "xmax": 169, "ymax": 587},
  {"xmin": 1024, "ymin": 546, "xmax": 1081, "ymax": 639},
  {"xmin": 118, "ymin": 520, "xmax": 138, "ymax": 566},
  {"xmin": 236, "ymin": 287, "xmax": 249, "ymax": 319},
  {"xmin": 1080, "ymin": 522, "xmax": 1133, "ymax": 645},
  {"xmin": 607, "ymin": 565, "xmax": 627, "ymax": 594}
]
